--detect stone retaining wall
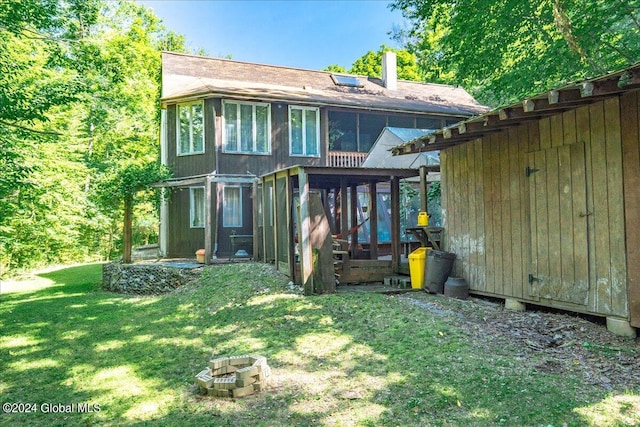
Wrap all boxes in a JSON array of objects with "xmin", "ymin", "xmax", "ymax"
[{"xmin": 102, "ymin": 263, "xmax": 202, "ymax": 294}]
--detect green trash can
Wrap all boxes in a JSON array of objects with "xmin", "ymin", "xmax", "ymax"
[{"xmin": 424, "ymin": 250, "xmax": 456, "ymax": 294}]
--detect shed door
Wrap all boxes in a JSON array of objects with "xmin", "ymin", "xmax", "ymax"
[{"xmin": 528, "ymin": 141, "xmax": 589, "ymax": 305}]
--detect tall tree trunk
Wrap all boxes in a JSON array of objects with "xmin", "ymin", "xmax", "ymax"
[{"xmin": 123, "ymin": 194, "xmax": 132, "ymax": 263}]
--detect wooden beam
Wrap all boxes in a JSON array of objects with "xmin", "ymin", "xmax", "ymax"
[
  {"xmin": 339, "ymin": 178, "xmax": 348, "ymax": 257},
  {"xmin": 390, "ymin": 176, "xmax": 401, "ymax": 273},
  {"xmin": 350, "ymin": 184, "xmax": 359, "ymax": 258},
  {"xmin": 419, "ymin": 165, "xmax": 428, "ymax": 213},
  {"xmin": 369, "ymin": 181, "xmax": 378, "ymax": 259},
  {"xmin": 204, "ymin": 178, "xmax": 213, "ymax": 264},
  {"xmin": 298, "ymin": 169, "xmax": 314, "ymax": 295},
  {"xmin": 252, "ymin": 180, "xmax": 259, "ymax": 261}
]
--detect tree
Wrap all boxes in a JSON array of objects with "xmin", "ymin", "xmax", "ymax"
[
  {"xmin": 350, "ymin": 45, "xmax": 423, "ymax": 81},
  {"xmin": 324, "ymin": 64, "xmax": 347, "ymax": 73},
  {"xmin": 391, "ymin": 0, "xmax": 640, "ymax": 105},
  {"xmin": 94, "ymin": 162, "xmax": 171, "ymax": 263},
  {"xmin": 0, "ymin": 0, "xmax": 187, "ymax": 273}
]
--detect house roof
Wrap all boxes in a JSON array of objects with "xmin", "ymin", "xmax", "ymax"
[
  {"xmin": 161, "ymin": 52, "xmax": 488, "ymax": 117},
  {"xmin": 392, "ymin": 62, "xmax": 640, "ymax": 155},
  {"xmin": 361, "ymin": 127, "xmax": 439, "ymax": 169}
]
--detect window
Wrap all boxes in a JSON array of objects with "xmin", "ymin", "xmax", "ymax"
[
  {"xmin": 177, "ymin": 102, "xmax": 204, "ymax": 155},
  {"xmin": 223, "ymin": 101, "xmax": 270, "ymax": 154},
  {"xmin": 189, "ymin": 187, "xmax": 205, "ymax": 228},
  {"xmin": 223, "ymin": 186, "xmax": 242, "ymax": 227},
  {"xmin": 331, "ymin": 74, "xmax": 363, "ymax": 87},
  {"xmin": 289, "ymin": 106, "xmax": 320, "ymax": 156}
]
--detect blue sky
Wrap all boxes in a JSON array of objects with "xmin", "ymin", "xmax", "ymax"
[{"xmin": 138, "ymin": 0, "xmax": 406, "ymax": 71}]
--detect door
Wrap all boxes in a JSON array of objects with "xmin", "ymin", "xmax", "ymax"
[{"xmin": 528, "ymin": 141, "xmax": 589, "ymax": 305}]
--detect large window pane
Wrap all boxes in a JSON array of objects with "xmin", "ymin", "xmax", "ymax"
[
  {"xmin": 179, "ymin": 106, "xmax": 190, "ymax": 154},
  {"xmin": 305, "ymin": 109, "xmax": 318, "ymax": 155},
  {"xmin": 290, "ymin": 108, "xmax": 303, "ymax": 155},
  {"xmin": 224, "ymin": 103, "xmax": 238, "ymax": 151},
  {"xmin": 240, "ymin": 104, "xmax": 253, "ymax": 152},
  {"xmin": 223, "ymin": 101, "xmax": 270, "ymax": 154},
  {"xmin": 190, "ymin": 187, "xmax": 205, "ymax": 228},
  {"xmin": 223, "ymin": 186, "xmax": 242, "ymax": 227},
  {"xmin": 177, "ymin": 103, "xmax": 205, "ymax": 155},
  {"xmin": 256, "ymin": 105, "xmax": 268, "ymax": 153},
  {"xmin": 191, "ymin": 103, "xmax": 203, "ymax": 152}
]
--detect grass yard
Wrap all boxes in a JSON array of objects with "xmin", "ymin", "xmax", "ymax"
[{"xmin": 1, "ymin": 263, "xmax": 638, "ymax": 426}]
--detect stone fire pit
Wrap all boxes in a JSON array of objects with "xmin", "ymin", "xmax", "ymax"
[{"xmin": 195, "ymin": 354, "xmax": 272, "ymax": 398}]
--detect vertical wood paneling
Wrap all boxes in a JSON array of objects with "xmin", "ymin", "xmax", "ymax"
[
  {"xmin": 576, "ymin": 105, "xmax": 596, "ymax": 311},
  {"xmin": 528, "ymin": 120, "xmax": 540, "ymax": 152},
  {"xmin": 539, "ymin": 117, "xmax": 552, "ymax": 150},
  {"xmin": 550, "ymin": 114, "xmax": 564, "ymax": 148},
  {"xmin": 589, "ymin": 102, "xmax": 612, "ymax": 314},
  {"xmin": 485, "ymin": 135, "xmax": 502, "ymax": 293},
  {"xmin": 499, "ymin": 130, "xmax": 511, "ymax": 296},
  {"xmin": 441, "ymin": 150, "xmax": 449, "ymax": 245},
  {"xmin": 474, "ymin": 139, "xmax": 487, "ymax": 291},
  {"xmin": 466, "ymin": 140, "xmax": 478, "ymax": 289},
  {"xmin": 604, "ymin": 97, "xmax": 627, "ymax": 316},
  {"xmin": 563, "ymin": 110, "xmax": 577, "ymax": 146},
  {"xmin": 621, "ymin": 91, "xmax": 640, "ymax": 326},
  {"xmin": 508, "ymin": 127, "xmax": 523, "ymax": 298},
  {"xmin": 532, "ymin": 149, "xmax": 549, "ymax": 295},
  {"xmin": 558, "ymin": 144, "xmax": 575, "ymax": 287},
  {"xmin": 448, "ymin": 145, "xmax": 460, "ymax": 273},
  {"xmin": 546, "ymin": 144, "xmax": 562, "ymax": 296},
  {"xmin": 443, "ymin": 95, "xmax": 632, "ymax": 320},
  {"xmin": 519, "ymin": 125, "xmax": 531, "ymax": 295},
  {"xmin": 570, "ymin": 141, "xmax": 589, "ymax": 300}
]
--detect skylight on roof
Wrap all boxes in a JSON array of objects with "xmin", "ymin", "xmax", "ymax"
[{"xmin": 331, "ymin": 74, "xmax": 364, "ymax": 88}]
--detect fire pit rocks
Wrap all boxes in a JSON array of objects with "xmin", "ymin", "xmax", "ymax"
[{"xmin": 195, "ymin": 354, "xmax": 272, "ymax": 398}]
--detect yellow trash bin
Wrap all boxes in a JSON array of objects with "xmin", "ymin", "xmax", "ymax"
[{"xmin": 408, "ymin": 247, "xmax": 428, "ymax": 289}]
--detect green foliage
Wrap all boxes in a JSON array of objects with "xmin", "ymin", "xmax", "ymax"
[
  {"xmin": 324, "ymin": 45, "xmax": 423, "ymax": 81},
  {"xmin": 391, "ymin": 0, "xmax": 640, "ymax": 105},
  {"xmin": 0, "ymin": 0, "xmax": 186, "ymax": 273},
  {"xmin": 350, "ymin": 44, "xmax": 423, "ymax": 81},
  {"xmin": 324, "ymin": 64, "xmax": 346, "ymax": 73}
]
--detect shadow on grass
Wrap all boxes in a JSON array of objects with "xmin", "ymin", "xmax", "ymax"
[{"xmin": 0, "ymin": 263, "xmax": 637, "ymax": 426}]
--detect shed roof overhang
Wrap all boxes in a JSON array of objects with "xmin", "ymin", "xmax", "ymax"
[
  {"xmin": 151, "ymin": 172, "xmax": 258, "ymax": 188},
  {"xmin": 261, "ymin": 165, "xmax": 421, "ymax": 188},
  {"xmin": 391, "ymin": 62, "xmax": 640, "ymax": 155}
]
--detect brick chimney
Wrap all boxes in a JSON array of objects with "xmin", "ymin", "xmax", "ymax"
[{"xmin": 382, "ymin": 51, "xmax": 397, "ymax": 90}]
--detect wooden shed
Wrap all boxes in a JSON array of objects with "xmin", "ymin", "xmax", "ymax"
[
  {"xmin": 260, "ymin": 165, "xmax": 420, "ymax": 295},
  {"xmin": 392, "ymin": 64, "xmax": 640, "ymax": 336}
]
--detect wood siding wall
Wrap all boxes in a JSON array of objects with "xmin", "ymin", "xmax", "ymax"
[
  {"xmin": 621, "ymin": 91, "xmax": 640, "ymax": 327},
  {"xmin": 442, "ymin": 96, "xmax": 632, "ymax": 319}
]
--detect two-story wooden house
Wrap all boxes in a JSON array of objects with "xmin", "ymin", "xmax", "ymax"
[{"xmin": 158, "ymin": 51, "xmax": 486, "ymax": 260}]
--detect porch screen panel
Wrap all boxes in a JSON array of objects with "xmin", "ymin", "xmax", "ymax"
[
  {"xmin": 264, "ymin": 180, "xmax": 275, "ymax": 262},
  {"xmin": 223, "ymin": 186, "xmax": 242, "ymax": 227},
  {"xmin": 276, "ymin": 177, "xmax": 289, "ymax": 264}
]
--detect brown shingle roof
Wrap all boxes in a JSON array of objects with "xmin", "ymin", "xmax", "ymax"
[{"xmin": 161, "ymin": 52, "xmax": 489, "ymax": 117}]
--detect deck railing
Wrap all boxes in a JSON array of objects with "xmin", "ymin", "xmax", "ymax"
[{"xmin": 327, "ymin": 151, "xmax": 367, "ymax": 168}]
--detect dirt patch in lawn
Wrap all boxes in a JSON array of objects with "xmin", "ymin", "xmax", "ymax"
[{"xmin": 400, "ymin": 292, "xmax": 640, "ymax": 393}]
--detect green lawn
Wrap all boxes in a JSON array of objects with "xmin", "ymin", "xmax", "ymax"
[{"xmin": 0, "ymin": 263, "xmax": 638, "ymax": 426}]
